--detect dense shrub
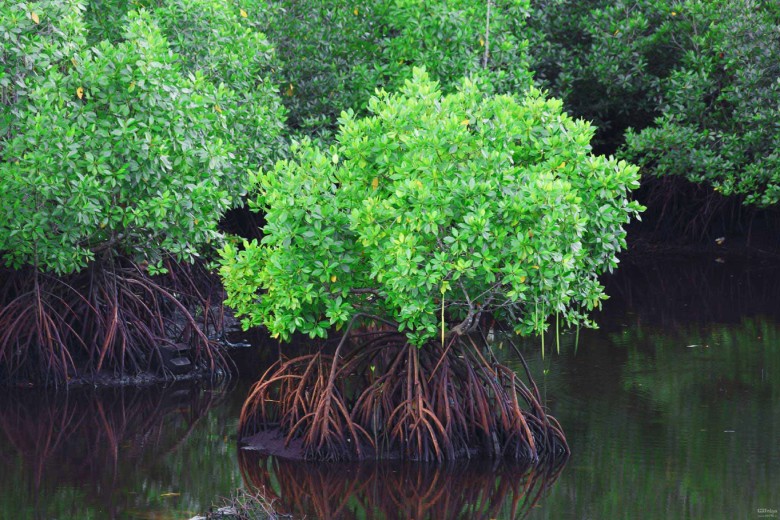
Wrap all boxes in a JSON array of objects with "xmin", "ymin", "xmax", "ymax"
[
  {"xmin": 152, "ymin": 0, "xmax": 286, "ymax": 171},
  {"xmin": 254, "ymin": 0, "xmax": 532, "ymax": 138},
  {"xmin": 0, "ymin": 0, "xmax": 284, "ymax": 383},
  {"xmin": 0, "ymin": 1, "xmax": 284, "ymax": 274},
  {"xmin": 528, "ymin": 0, "xmax": 780, "ymax": 209},
  {"xmin": 623, "ymin": 0, "xmax": 780, "ymax": 207},
  {"xmin": 1, "ymin": 0, "xmax": 87, "ymax": 145},
  {"xmin": 220, "ymin": 69, "xmax": 642, "ymax": 344},
  {"xmin": 526, "ymin": 0, "xmax": 683, "ymax": 150}
]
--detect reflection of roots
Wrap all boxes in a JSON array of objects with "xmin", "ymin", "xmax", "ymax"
[
  {"xmin": 240, "ymin": 331, "xmax": 569, "ymax": 462},
  {"xmin": 0, "ymin": 384, "xmax": 220, "ymax": 494},
  {"xmin": 239, "ymin": 449, "xmax": 567, "ymax": 519},
  {"xmin": 0, "ymin": 258, "xmax": 228, "ymax": 385}
]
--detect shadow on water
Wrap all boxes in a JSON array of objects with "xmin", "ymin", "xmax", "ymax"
[
  {"xmin": 600, "ymin": 255, "xmax": 780, "ymax": 328},
  {"xmin": 0, "ymin": 383, "xmax": 231, "ymax": 519},
  {"xmin": 238, "ymin": 449, "xmax": 566, "ymax": 519}
]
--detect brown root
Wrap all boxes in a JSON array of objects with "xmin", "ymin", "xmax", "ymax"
[
  {"xmin": 239, "ymin": 328, "xmax": 569, "ymax": 463},
  {"xmin": 0, "ymin": 257, "xmax": 229, "ymax": 386},
  {"xmin": 239, "ymin": 351, "xmax": 373, "ymax": 460}
]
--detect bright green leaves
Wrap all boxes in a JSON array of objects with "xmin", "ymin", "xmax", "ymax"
[
  {"xmin": 220, "ymin": 69, "xmax": 642, "ymax": 344},
  {"xmin": 0, "ymin": 1, "xmax": 285, "ymax": 274},
  {"xmin": 1, "ymin": 0, "xmax": 87, "ymax": 145},
  {"xmin": 152, "ymin": 0, "xmax": 286, "ymax": 172}
]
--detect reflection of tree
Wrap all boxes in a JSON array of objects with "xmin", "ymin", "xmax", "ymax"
[
  {"xmin": 474, "ymin": 257, "xmax": 780, "ymax": 518},
  {"xmin": 531, "ymin": 317, "xmax": 780, "ymax": 519},
  {"xmin": 239, "ymin": 449, "xmax": 566, "ymax": 519},
  {"xmin": 0, "ymin": 384, "xmax": 222, "ymax": 519},
  {"xmin": 615, "ymin": 317, "xmax": 780, "ymax": 404},
  {"xmin": 601, "ymin": 257, "xmax": 780, "ymax": 328}
]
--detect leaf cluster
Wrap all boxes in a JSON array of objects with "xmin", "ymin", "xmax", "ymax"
[
  {"xmin": 527, "ymin": 0, "xmax": 780, "ymax": 207},
  {"xmin": 623, "ymin": 0, "xmax": 780, "ymax": 206}
]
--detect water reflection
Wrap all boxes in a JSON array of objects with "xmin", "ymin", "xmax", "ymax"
[
  {"xmin": 522, "ymin": 315, "xmax": 780, "ymax": 519},
  {"xmin": 0, "ymin": 255, "xmax": 778, "ymax": 518},
  {"xmin": 239, "ymin": 450, "xmax": 566, "ymax": 519},
  {"xmin": 601, "ymin": 255, "xmax": 780, "ymax": 327},
  {"xmin": 0, "ymin": 384, "xmax": 228, "ymax": 519},
  {"xmin": 511, "ymin": 256, "xmax": 780, "ymax": 519}
]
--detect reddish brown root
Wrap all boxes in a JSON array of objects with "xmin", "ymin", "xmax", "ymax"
[
  {"xmin": 239, "ymin": 330, "xmax": 570, "ymax": 463},
  {"xmin": 0, "ymin": 257, "xmax": 229, "ymax": 386},
  {"xmin": 239, "ymin": 351, "xmax": 373, "ymax": 461}
]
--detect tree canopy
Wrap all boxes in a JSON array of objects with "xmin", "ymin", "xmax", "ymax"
[
  {"xmin": 220, "ymin": 69, "xmax": 642, "ymax": 344},
  {"xmin": 0, "ymin": 0, "xmax": 285, "ymax": 274}
]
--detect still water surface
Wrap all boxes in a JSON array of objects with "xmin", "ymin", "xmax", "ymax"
[{"xmin": 1, "ymin": 255, "xmax": 779, "ymax": 519}]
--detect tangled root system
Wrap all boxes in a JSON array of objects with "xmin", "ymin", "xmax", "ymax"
[
  {"xmin": 0, "ymin": 257, "xmax": 228, "ymax": 386},
  {"xmin": 240, "ymin": 327, "xmax": 569, "ymax": 463}
]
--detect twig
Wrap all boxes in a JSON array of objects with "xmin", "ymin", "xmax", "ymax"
[{"xmin": 482, "ymin": 0, "xmax": 492, "ymax": 69}]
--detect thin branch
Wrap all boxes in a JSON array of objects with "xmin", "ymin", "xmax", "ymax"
[{"xmin": 482, "ymin": 0, "xmax": 492, "ymax": 69}]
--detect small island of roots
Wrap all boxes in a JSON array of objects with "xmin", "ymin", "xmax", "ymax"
[
  {"xmin": 223, "ymin": 69, "xmax": 642, "ymax": 464},
  {"xmin": 239, "ymin": 317, "xmax": 569, "ymax": 462}
]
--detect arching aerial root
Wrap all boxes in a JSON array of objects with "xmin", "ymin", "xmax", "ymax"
[{"xmin": 240, "ymin": 331, "xmax": 569, "ymax": 462}]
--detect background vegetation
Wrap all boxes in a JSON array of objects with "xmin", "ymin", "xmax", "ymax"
[
  {"xmin": 251, "ymin": 0, "xmax": 533, "ymax": 140},
  {"xmin": 2, "ymin": 0, "xmax": 778, "ymax": 384},
  {"xmin": 527, "ymin": 0, "xmax": 780, "ymax": 238}
]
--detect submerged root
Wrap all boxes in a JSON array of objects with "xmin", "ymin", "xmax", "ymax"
[
  {"xmin": 239, "ymin": 330, "xmax": 569, "ymax": 462},
  {"xmin": 0, "ymin": 257, "xmax": 229, "ymax": 386}
]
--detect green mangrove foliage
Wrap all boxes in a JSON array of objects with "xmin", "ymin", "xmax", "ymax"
[
  {"xmin": 220, "ymin": 69, "xmax": 643, "ymax": 344},
  {"xmin": 527, "ymin": 0, "xmax": 780, "ymax": 207},
  {"xmin": 526, "ymin": 0, "xmax": 681, "ymax": 147},
  {"xmin": 0, "ymin": 0, "xmax": 284, "ymax": 383},
  {"xmin": 0, "ymin": 1, "xmax": 284, "ymax": 274},
  {"xmin": 152, "ymin": 0, "xmax": 286, "ymax": 172},
  {"xmin": 254, "ymin": 0, "xmax": 532, "ymax": 137},
  {"xmin": 623, "ymin": 0, "xmax": 780, "ymax": 207},
  {"xmin": 1, "ymin": 0, "xmax": 87, "ymax": 145}
]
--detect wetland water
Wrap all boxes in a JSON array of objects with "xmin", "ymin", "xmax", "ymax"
[{"xmin": 1, "ymin": 255, "xmax": 779, "ymax": 519}]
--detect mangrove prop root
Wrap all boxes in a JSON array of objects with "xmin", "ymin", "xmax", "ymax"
[
  {"xmin": 0, "ymin": 257, "xmax": 229, "ymax": 385},
  {"xmin": 239, "ymin": 332, "xmax": 570, "ymax": 462}
]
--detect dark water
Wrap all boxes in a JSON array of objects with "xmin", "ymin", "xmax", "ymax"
[{"xmin": 1, "ymin": 255, "xmax": 779, "ymax": 519}]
